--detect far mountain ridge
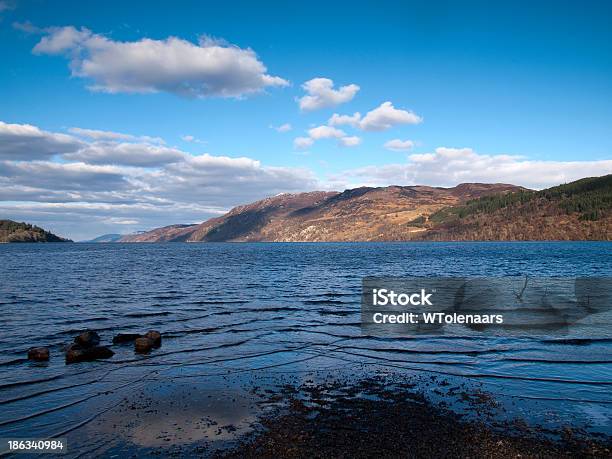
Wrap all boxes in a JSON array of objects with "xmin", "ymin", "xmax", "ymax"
[
  {"xmin": 84, "ymin": 234, "xmax": 124, "ymax": 243},
  {"xmin": 118, "ymin": 176, "xmax": 611, "ymax": 242},
  {"xmin": 119, "ymin": 182, "xmax": 520, "ymax": 242}
]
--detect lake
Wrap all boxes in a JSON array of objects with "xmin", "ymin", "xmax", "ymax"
[{"xmin": 1, "ymin": 242, "xmax": 611, "ymax": 456}]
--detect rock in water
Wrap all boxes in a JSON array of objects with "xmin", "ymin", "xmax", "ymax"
[
  {"xmin": 74, "ymin": 330, "xmax": 100, "ymax": 348},
  {"xmin": 65, "ymin": 345, "xmax": 86, "ymax": 363},
  {"xmin": 134, "ymin": 337, "xmax": 154, "ymax": 353},
  {"xmin": 144, "ymin": 330, "xmax": 162, "ymax": 348},
  {"xmin": 113, "ymin": 333, "xmax": 142, "ymax": 344},
  {"xmin": 65, "ymin": 344, "xmax": 114, "ymax": 364},
  {"xmin": 28, "ymin": 347, "xmax": 50, "ymax": 361}
]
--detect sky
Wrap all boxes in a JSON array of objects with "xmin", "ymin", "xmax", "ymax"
[{"xmin": 0, "ymin": 0, "xmax": 611, "ymax": 240}]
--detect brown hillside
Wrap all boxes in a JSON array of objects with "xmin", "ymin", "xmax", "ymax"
[{"xmin": 120, "ymin": 183, "xmax": 522, "ymax": 242}]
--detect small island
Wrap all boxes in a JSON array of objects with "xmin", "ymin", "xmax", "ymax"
[{"xmin": 0, "ymin": 220, "xmax": 72, "ymax": 243}]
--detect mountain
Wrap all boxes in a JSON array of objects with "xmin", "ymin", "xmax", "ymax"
[
  {"xmin": 417, "ymin": 174, "xmax": 612, "ymax": 241},
  {"xmin": 0, "ymin": 220, "xmax": 71, "ymax": 243},
  {"xmin": 118, "ymin": 175, "xmax": 611, "ymax": 243},
  {"xmin": 84, "ymin": 234, "xmax": 124, "ymax": 243},
  {"xmin": 119, "ymin": 183, "xmax": 523, "ymax": 242},
  {"xmin": 119, "ymin": 224, "xmax": 199, "ymax": 242}
]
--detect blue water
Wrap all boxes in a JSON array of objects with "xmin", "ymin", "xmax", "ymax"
[{"xmin": 0, "ymin": 242, "xmax": 611, "ymax": 455}]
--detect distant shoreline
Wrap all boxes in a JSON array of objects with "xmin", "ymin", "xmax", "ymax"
[{"xmin": 3, "ymin": 240, "xmax": 610, "ymax": 245}]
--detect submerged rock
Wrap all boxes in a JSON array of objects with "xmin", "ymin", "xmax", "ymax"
[
  {"xmin": 65, "ymin": 344, "xmax": 114, "ymax": 364},
  {"xmin": 134, "ymin": 337, "xmax": 154, "ymax": 353},
  {"xmin": 28, "ymin": 347, "xmax": 50, "ymax": 361},
  {"xmin": 144, "ymin": 330, "xmax": 162, "ymax": 348},
  {"xmin": 113, "ymin": 333, "xmax": 142, "ymax": 344},
  {"xmin": 74, "ymin": 330, "xmax": 100, "ymax": 348}
]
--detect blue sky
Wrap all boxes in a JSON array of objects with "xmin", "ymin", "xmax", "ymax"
[{"xmin": 0, "ymin": 0, "xmax": 611, "ymax": 239}]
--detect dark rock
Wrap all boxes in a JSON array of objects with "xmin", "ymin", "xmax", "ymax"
[
  {"xmin": 144, "ymin": 330, "xmax": 162, "ymax": 347},
  {"xmin": 134, "ymin": 337, "xmax": 154, "ymax": 353},
  {"xmin": 113, "ymin": 333, "xmax": 142, "ymax": 344},
  {"xmin": 28, "ymin": 347, "xmax": 50, "ymax": 361},
  {"xmin": 74, "ymin": 330, "xmax": 100, "ymax": 348},
  {"xmin": 65, "ymin": 344, "xmax": 114, "ymax": 364}
]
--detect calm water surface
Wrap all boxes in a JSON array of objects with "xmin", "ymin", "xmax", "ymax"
[{"xmin": 1, "ymin": 242, "xmax": 611, "ymax": 455}]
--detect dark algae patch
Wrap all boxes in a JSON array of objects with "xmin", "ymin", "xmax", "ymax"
[{"xmin": 218, "ymin": 377, "xmax": 611, "ymax": 459}]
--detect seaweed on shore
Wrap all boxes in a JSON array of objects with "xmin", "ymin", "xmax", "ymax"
[{"xmin": 217, "ymin": 377, "xmax": 611, "ymax": 459}]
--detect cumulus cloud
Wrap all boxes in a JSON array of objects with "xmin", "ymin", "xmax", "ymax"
[
  {"xmin": 0, "ymin": 161, "xmax": 131, "ymax": 191},
  {"xmin": 64, "ymin": 142, "xmax": 187, "ymax": 167},
  {"xmin": 307, "ymin": 125, "xmax": 346, "ymax": 140},
  {"xmin": 69, "ymin": 127, "xmax": 164, "ymax": 144},
  {"xmin": 106, "ymin": 218, "xmax": 140, "ymax": 225},
  {"xmin": 31, "ymin": 26, "xmax": 288, "ymax": 98},
  {"xmin": 180, "ymin": 135, "xmax": 206, "ymax": 144},
  {"xmin": 339, "ymin": 136, "xmax": 362, "ymax": 147},
  {"xmin": 294, "ymin": 125, "xmax": 361, "ymax": 149},
  {"xmin": 331, "ymin": 147, "xmax": 612, "ymax": 190},
  {"xmin": 359, "ymin": 101, "xmax": 422, "ymax": 131},
  {"xmin": 327, "ymin": 102, "xmax": 421, "ymax": 132},
  {"xmin": 69, "ymin": 127, "xmax": 134, "ymax": 141},
  {"xmin": 298, "ymin": 78, "xmax": 359, "ymax": 111},
  {"xmin": 329, "ymin": 112, "xmax": 361, "ymax": 128},
  {"xmin": 0, "ymin": 122, "xmax": 180, "ymax": 166},
  {"xmin": 33, "ymin": 26, "xmax": 91, "ymax": 53},
  {"xmin": 293, "ymin": 136, "xmax": 314, "ymax": 150},
  {"xmin": 0, "ymin": 121, "xmax": 83, "ymax": 160},
  {"xmin": 384, "ymin": 139, "xmax": 415, "ymax": 152},
  {"xmin": 270, "ymin": 123, "xmax": 292, "ymax": 133}
]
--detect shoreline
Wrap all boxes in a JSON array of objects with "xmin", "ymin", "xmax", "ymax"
[
  {"xmin": 216, "ymin": 377, "xmax": 611, "ymax": 458},
  {"xmin": 75, "ymin": 370, "xmax": 610, "ymax": 458}
]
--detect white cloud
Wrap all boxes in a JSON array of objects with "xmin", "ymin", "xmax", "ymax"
[
  {"xmin": 329, "ymin": 112, "xmax": 361, "ymax": 128},
  {"xmin": 69, "ymin": 127, "xmax": 164, "ymax": 144},
  {"xmin": 271, "ymin": 123, "xmax": 292, "ymax": 133},
  {"xmin": 0, "ymin": 160, "xmax": 131, "ymax": 191},
  {"xmin": 331, "ymin": 147, "xmax": 612, "ymax": 189},
  {"xmin": 307, "ymin": 125, "xmax": 346, "ymax": 140},
  {"xmin": 181, "ymin": 135, "xmax": 206, "ymax": 144},
  {"xmin": 297, "ymin": 78, "xmax": 359, "ymax": 111},
  {"xmin": 69, "ymin": 127, "xmax": 134, "ymax": 141},
  {"xmin": 384, "ymin": 139, "xmax": 415, "ymax": 152},
  {"xmin": 0, "ymin": 123, "xmax": 182, "ymax": 167},
  {"xmin": 33, "ymin": 26, "xmax": 91, "ymax": 54},
  {"xmin": 0, "ymin": 121, "xmax": 83, "ymax": 160},
  {"xmin": 150, "ymin": 154, "xmax": 317, "ymax": 207},
  {"xmin": 359, "ymin": 101, "xmax": 422, "ymax": 131},
  {"xmin": 293, "ymin": 136, "xmax": 314, "ymax": 150},
  {"xmin": 106, "ymin": 218, "xmax": 140, "ymax": 225},
  {"xmin": 296, "ymin": 125, "xmax": 361, "ymax": 149},
  {"xmin": 327, "ymin": 102, "xmax": 422, "ymax": 133},
  {"xmin": 63, "ymin": 142, "xmax": 187, "ymax": 167},
  {"xmin": 31, "ymin": 26, "xmax": 288, "ymax": 98},
  {"xmin": 339, "ymin": 136, "xmax": 362, "ymax": 147}
]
